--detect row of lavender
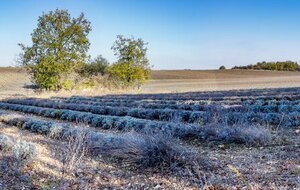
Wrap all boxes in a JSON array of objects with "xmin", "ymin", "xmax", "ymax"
[
  {"xmin": 59, "ymin": 97, "xmax": 300, "ymax": 112},
  {"xmin": 0, "ymin": 111, "xmax": 196, "ymax": 167},
  {"xmin": 0, "ymin": 108, "xmax": 271, "ymax": 148},
  {"xmin": 57, "ymin": 92, "xmax": 300, "ymax": 105},
  {"xmin": 76, "ymin": 87, "xmax": 300, "ymax": 101},
  {"xmin": 3, "ymin": 98, "xmax": 300, "ymax": 125},
  {"xmin": 62, "ymin": 95, "xmax": 300, "ymax": 105},
  {"xmin": 0, "ymin": 102, "xmax": 197, "ymax": 138},
  {"xmin": 0, "ymin": 109, "xmax": 272, "ymax": 170},
  {"xmin": 0, "ymin": 100, "xmax": 300, "ymax": 128}
]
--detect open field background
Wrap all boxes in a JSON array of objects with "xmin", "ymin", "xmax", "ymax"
[
  {"xmin": 0, "ymin": 68, "xmax": 32, "ymax": 98},
  {"xmin": 1, "ymin": 68, "xmax": 300, "ymax": 97},
  {"xmin": 144, "ymin": 70, "xmax": 300, "ymax": 93}
]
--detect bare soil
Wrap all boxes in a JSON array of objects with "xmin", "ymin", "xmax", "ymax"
[{"xmin": 143, "ymin": 70, "xmax": 300, "ymax": 93}]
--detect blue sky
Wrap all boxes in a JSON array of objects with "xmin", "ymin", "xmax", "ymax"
[{"xmin": 0, "ymin": 0, "xmax": 300, "ymax": 69}]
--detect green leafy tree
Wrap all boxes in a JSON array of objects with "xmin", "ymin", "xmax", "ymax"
[
  {"xmin": 19, "ymin": 9, "xmax": 91, "ymax": 90},
  {"xmin": 108, "ymin": 35, "xmax": 151, "ymax": 87},
  {"xmin": 107, "ymin": 62, "xmax": 149, "ymax": 87},
  {"xmin": 80, "ymin": 55, "xmax": 109, "ymax": 77}
]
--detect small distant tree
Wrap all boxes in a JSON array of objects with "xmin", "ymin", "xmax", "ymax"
[
  {"xmin": 219, "ymin": 65, "xmax": 226, "ymax": 70},
  {"xmin": 108, "ymin": 35, "xmax": 151, "ymax": 87},
  {"xmin": 80, "ymin": 55, "xmax": 109, "ymax": 77},
  {"xmin": 18, "ymin": 9, "xmax": 91, "ymax": 90}
]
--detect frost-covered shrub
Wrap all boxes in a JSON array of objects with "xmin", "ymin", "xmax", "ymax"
[
  {"xmin": 88, "ymin": 132, "xmax": 196, "ymax": 168},
  {"xmin": 236, "ymin": 126, "xmax": 272, "ymax": 145},
  {"xmin": 101, "ymin": 117, "xmax": 115, "ymax": 129},
  {"xmin": 90, "ymin": 117, "xmax": 103, "ymax": 128},
  {"xmin": 81, "ymin": 114, "xmax": 94, "ymax": 124},
  {"xmin": 169, "ymin": 110, "xmax": 187, "ymax": 122},
  {"xmin": 158, "ymin": 109, "xmax": 175, "ymax": 121},
  {"xmin": 221, "ymin": 112, "xmax": 246, "ymax": 125},
  {"xmin": 49, "ymin": 124, "xmax": 64, "ymax": 138},
  {"xmin": 198, "ymin": 124, "xmax": 271, "ymax": 146},
  {"xmin": 288, "ymin": 112, "xmax": 300, "ymax": 127},
  {"xmin": 123, "ymin": 117, "xmax": 145, "ymax": 131},
  {"xmin": 264, "ymin": 113, "xmax": 283, "ymax": 126},
  {"xmin": 188, "ymin": 111, "xmax": 212, "ymax": 124},
  {"xmin": 12, "ymin": 140, "xmax": 37, "ymax": 165},
  {"xmin": 0, "ymin": 134, "xmax": 13, "ymax": 151},
  {"xmin": 262, "ymin": 105, "xmax": 277, "ymax": 112},
  {"xmin": 127, "ymin": 108, "xmax": 140, "ymax": 118},
  {"xmin": 116, "ymin": 107, "xmax": 129, "ymax": 116}
]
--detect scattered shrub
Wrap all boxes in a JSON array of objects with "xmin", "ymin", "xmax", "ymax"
[
  {"xmin": 88, "ymin": 132, "xmax": 196, "ymax": 168},
  {"xmin": 198, "ymin": 125, "xmax": 272, "ymax": 146},
  {"xmin": 12, "ymin": 140, "xmax": 37, "ymax": 166},
  {"xmin": 0, "ymin": 134, "xmax": 14, "ymax": 151}
]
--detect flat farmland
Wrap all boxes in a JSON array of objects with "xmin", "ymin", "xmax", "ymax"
[
  {"xmin": 0, "ymin": 68, "xmax": 32, "ymax": 98},
  {"xmin": 1, "ymin": 68, "xmax": 300, "ymax": 96},
  {"xmin": 143, "ymin": 70, "xmax": 300, "ymax": 93}
]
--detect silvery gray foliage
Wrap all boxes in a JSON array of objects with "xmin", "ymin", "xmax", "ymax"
[
  {"xmin": 198, "ymin": 125, "xmax": 272, "ymax": 146},
  {"xmin": 0, "ymin": 109, "xmax": 272, "ymax": 147},
  {"xmin": 0, "ymin": 134, "xmax": 14, "ymax": 151},
  {"xmin": 12, "ymin": 140, "xmax": 37, "ymax": 165},
  {"xmin": 0, "ymin": 133, "xmax": 38, "ymax": 166},
  {"xmin": 87, "ymin": 132, "xmax": 195, "ymax": 167},
  {"xmin": 3, "ymin": 98, "xmax": 218, "ymax": 123},
  {"xmin": 0, "ymin": 111, "xmax": 198, "ymax": 168},
  {"xmin": 0, "ymin": 102, "xmax": 199, "ymax": 138},
  {"xmin": 49, "ymin": 124, "xmax": 64, "ymax": 138},
  {"xmin": 78, "ymin": 87, "xmax": 300, "ymax": 101},
  {"xmin": 1, "ymin": 99, "xmax": 300, "ymax": 128},
  {"xmin": 7, "ymin": 97, "xmax": 300, "ymax": 126}
]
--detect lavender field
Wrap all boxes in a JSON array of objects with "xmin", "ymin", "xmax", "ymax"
[{"xmin": 0, "ymin": 87, "xmax": 299, "ymax": 189}]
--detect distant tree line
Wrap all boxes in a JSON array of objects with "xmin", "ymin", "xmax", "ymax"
[{"xmin": 232, "ymin": 61, "xmax": 300, "ymax": 71}]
